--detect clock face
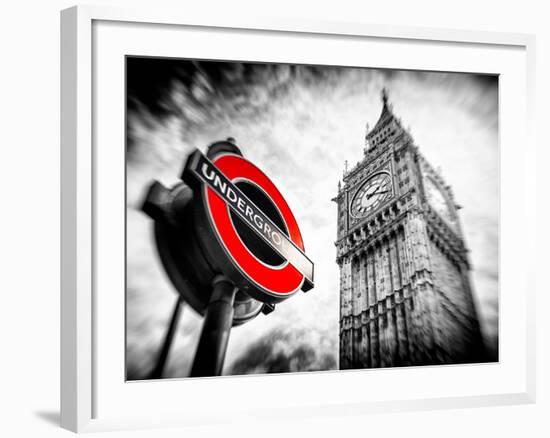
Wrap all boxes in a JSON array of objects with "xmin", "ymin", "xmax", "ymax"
[
  {"xmin": 350, "ymin": 172, "xmax": 393, "ymax": 218},
  {"xmin": 424, "ymin": 176, "xmax": 456, "ymax": 228}
]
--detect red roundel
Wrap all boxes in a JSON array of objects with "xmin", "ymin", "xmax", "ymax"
[{"xmin": 204, "ymin": 154, "xmax": 305, "ymax": 297}]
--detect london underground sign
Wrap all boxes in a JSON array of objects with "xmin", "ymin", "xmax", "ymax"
[
  {"xmin": 183, "ymin": 148, "xmax": 314, "ymax": 303},
  {"xmin": 142, "ymin": 139, "xmax": 314, "ymax": 377}
]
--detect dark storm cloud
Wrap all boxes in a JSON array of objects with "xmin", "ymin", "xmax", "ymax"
[
  {"xmin": 127, "ymin": 58, "xmax": 333, "ymax": 126},
  {"xmin": 229, "ymin": 328, "xmax": 337, "ymax": 375}
]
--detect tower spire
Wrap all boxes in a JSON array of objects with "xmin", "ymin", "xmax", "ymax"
[
  {"xmin": 381, "ymin": 87, "xmax": 389, "ymax": 107},
  {"xmin": 365, "ymin": 87, "xmax": 397, "ymax": 150}
]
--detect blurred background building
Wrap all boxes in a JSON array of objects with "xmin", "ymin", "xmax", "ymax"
[{"xmin": 335, "ymin": 90, "xmax": 488, "ymax": 368}]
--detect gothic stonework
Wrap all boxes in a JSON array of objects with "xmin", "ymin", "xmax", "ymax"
[{"xmin": 334, "ymin": 89, "xmax": 486, "ymax": 369}]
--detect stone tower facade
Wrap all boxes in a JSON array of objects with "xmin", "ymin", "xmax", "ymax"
[{"xmin": 334, "ymin": 90, "xmax": 486, "ymax": 369}]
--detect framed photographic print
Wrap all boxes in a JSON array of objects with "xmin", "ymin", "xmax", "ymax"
[{"xmin": 61, "ymin": 5, "xmax": 536, "ymax": 433}]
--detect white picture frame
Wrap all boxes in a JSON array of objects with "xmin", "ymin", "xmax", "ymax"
[{"xmin": 60, "ymin": 4, "xmax": 536, "ymax": 433}]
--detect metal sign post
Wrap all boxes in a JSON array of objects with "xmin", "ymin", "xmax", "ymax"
[
  {"xmin": 147, "ymin": 295, "xmax": 184, "ymax": 379},
  {"xmin": 190, "ymin": 276, "xmax": 236, "ymax": 377}
]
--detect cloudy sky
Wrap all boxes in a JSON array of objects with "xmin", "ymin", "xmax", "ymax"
[{"xmin": 125, "ymin": 58, "xmax": 498, "ymax": 379}]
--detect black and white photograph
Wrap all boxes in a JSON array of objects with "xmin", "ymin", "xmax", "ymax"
[
  {"xmin": 4, "ymin": 0, "xmax": 547, "ymax": 436},
  {"xmin": 125, "ymin": 57, "xmax": 499, "ymax": 380}
]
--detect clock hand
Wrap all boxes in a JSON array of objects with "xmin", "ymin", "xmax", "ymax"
[
  {"xmin": 367, "ymin": 188, "xmax": 390, "ymax": 199},
  {"xmin": 365, "ymin": 185, "xmax": 382, "ymax": 196}
]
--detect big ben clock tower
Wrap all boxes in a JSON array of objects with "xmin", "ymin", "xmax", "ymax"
[{"xmin": 334, "ymin": 89, "xmax": 486, "ymax": 369}]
